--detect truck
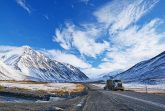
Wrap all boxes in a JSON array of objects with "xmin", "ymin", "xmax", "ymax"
[{"xmin": 104, "ymin": 80, "xmax": 124, "ymax": 91}]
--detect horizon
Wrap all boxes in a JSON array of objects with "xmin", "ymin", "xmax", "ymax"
[{"xmin": 0, "ymin": 0, "xmax": 165, "ymax": 78}]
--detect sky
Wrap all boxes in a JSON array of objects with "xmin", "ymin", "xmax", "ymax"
[{"xmin": 0, "ymin": 0, "xmax": 165, "ymax": 78}]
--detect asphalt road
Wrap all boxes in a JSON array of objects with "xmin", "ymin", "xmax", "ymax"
[{"xmin": 82, "ymin": 84, "xmax": 165, "ymax": 111}]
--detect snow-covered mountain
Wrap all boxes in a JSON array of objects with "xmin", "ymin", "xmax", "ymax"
[
  {"xmin": 0, "ymin": 46, "xmax": 88, "ymax": 82},
  {"xmin": 97, "ymin": 70, "xmax": 123, "ymax": 81},
  {"xmin": 115, "ymin": 51, "xmax": 165, "ymax": 84}
]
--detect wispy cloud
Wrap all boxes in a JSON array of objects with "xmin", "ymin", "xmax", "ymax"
[
  {"xmin": 105, "ymin": 18, "xmax": 165, "ymax": 71},
  {"xmin": 0, "ymin": 46, "xmax": 18, "ymax": 52},
  {"xmin": 43, "ymin": 15, "xmax": 49, "ymax": 20},
  {"xmin": 40, "ymin": 49, "xmax": 91, "ymax": 69},
  {"xmin": 80, "ymin": 0, "xmax": 90, "ymax": 5},
  {"xmin": 84, "ymin": 28, "xmax": 165, "ymax": 77},
  {"xmin": 53, "ymin": 0, "xmax": 165, "ymax": 77},
  {"xmin": 16, "ymin": 0, "xmax": 31, "ymax": 14},
  {"xmin": 54, "ymin": 23, "xmax": 109, "ymax": 58},
  {"xmin": 94, "ymin": 0, "xmax": 159, "ymax": 33}
]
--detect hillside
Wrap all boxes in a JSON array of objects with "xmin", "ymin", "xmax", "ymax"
[
  {"xmin": 115, "ymin": 51, "xmax": 165, "ymax": 84},
  {"xmin": 0, "ymin": 60, "xmax": 25, "ymax": 80}
]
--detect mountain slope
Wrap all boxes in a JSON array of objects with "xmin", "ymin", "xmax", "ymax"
[
  {"xmin": 97, "ymin": 70, "xmax": 123, "ymax": 81},
  {"xmin": 115, "ymin": 51, "xmax": 165, "ymax": 84},
  {"xmin": 0, "ymin": 60, "xmax": 25, "ymax": 80},
  {"xmin": 0, "ymin": 46, "xmax": 88, "ymax": 82}
]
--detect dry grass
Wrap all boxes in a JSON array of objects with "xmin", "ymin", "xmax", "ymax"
[
  {"xmin": 48, "ymin": 84, "xmax": 86, "ymax": 96},
  {"xmin": 0, "ymin": 80, "xmax": 48, "ymax": 84},
  {"xmin": 73, "ymin": 84, "xmax": 86, "ymax": 93},
  {"xmin": 0, "ymin": 81, "xmax": 86, "ymax": 98},
  {"xmin": 0, "ymin": 85, "xmax": 48, "ymax": 98},
  {"xmin": 0, "ymin": 85, "xmax": 5, "ymax": 91}
]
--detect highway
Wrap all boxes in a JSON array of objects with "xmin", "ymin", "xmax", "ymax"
[
  {"xmin": 0, "ymin": 84, "xmax": 165, "ymax": 111},
  {"xmin": 82, "ymin": 84, "xmax": 165, "ymax": 111}
]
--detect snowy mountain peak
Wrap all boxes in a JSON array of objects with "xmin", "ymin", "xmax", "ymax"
[
  {"xmin": 22, "ymin": 46, "xmax": 33, "ymax": 53},
  {"xmin": 0, "ymin": 46, "xmax": 88, "ymax": 82},
  {"xmin": 22, "ymin": 45, "xmax": 32, "ymax": 50}
]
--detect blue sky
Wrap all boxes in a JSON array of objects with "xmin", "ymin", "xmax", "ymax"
[
  {"xmin": 0, "ymin": 0, "xmax": 108, "ymax": 48},
  {"xmin": 0, "ymin": 0, "xmax": 165, "ymax": 78}
]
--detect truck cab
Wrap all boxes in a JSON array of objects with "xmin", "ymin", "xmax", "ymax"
[{"xmin": 104, "ymin": 80, "xmax": 124, "ymax": 91}]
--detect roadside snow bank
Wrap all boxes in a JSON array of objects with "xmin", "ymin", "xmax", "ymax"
[
  {"xmin": 91, "ymin": 83, "xmax": 165, "ymax": 93},
  {"xmin": 91, "ymin": 84, "xmax": 105, "ymax": 89},
  {"xmin": 124, "ymin": 83, "xmax": 165, "ymax": 93}
]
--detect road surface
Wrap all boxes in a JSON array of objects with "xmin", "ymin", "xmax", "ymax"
[
  {"xmin": 82, "ymin": 84, "xmax": 165, "ymax": 111},
  {"xmin": 0, "ymin": 84, "xmax": 165, "ymax": 111}
]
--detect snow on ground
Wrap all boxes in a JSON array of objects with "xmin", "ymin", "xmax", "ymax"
[
  {"xmin": 92, "ymin": 84, "xmax": 105, "ymax": 89},
  {"xmin": 91, "ymin": 83, "xmax": 165, "ymax": 93},
  {"xmin": 0, "ymin": 81, "xmax": 78, "ymax": 92},
  {"xmin": 124, "ymin": 83, "xmax": 165, "ymax": 93}
]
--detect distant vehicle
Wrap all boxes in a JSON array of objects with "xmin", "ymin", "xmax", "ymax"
[{"xmin": 104, "ymin": 80, "xmax": 124, "ymax": 91}]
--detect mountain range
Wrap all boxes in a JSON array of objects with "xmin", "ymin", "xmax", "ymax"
[
  {"xmin": 114, "ymin": 51, "xmax": 165, "ymax": 84},
  {"xmin": 0, "ymin": 46, "xmax": 88, "ymax": 82},
  {"xmin": 97, "ymin": 70, "xmax": 123, "ymax": 80},
  {"xmin": 0, "ymin": 45, "xmax": 164, "ymax": 84}
]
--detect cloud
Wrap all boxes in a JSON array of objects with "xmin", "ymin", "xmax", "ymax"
[
  {"xmin": 83, "ymin": 62, "xmax": 124, "ymax": 78},
  {"xmin": 85, "ymin": 0, "xmax": 165, "ymax": 76},
  {"xmin": 54, "ymin": 23, "xmax": 109, "ymax": 58},
  {"xmin": 43, "ymin": 15, "xmax": 49, "ymax": 20},
  {"xmin": 16, "ymin": 0, "xmax": 31, "ymax": 14},
  {"xmin": 53, "ymin": 0, "xmax": 165, "ymax": 77},
  {"xmin": 94, "ymin": 0, "xmax": 159, "ymax": 33},
  {"xmin": 0, "ymin": 46, "xmax": 18, "ymax": 52},
  {"xmin": 105, "ymin": 18, "xmax": 165, "ymax": 71},
  {"xmin": 80, "ymin": 0, "xmax": 90, "ymax": 4},
  {"xmin": 40, "ymin": 49, "xmax": 92, "ymax": 69}
]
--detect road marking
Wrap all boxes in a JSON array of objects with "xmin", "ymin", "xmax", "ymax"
[{"xmin": 111, "ymin": 92, "xmax": 165, "ymax": 109}]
